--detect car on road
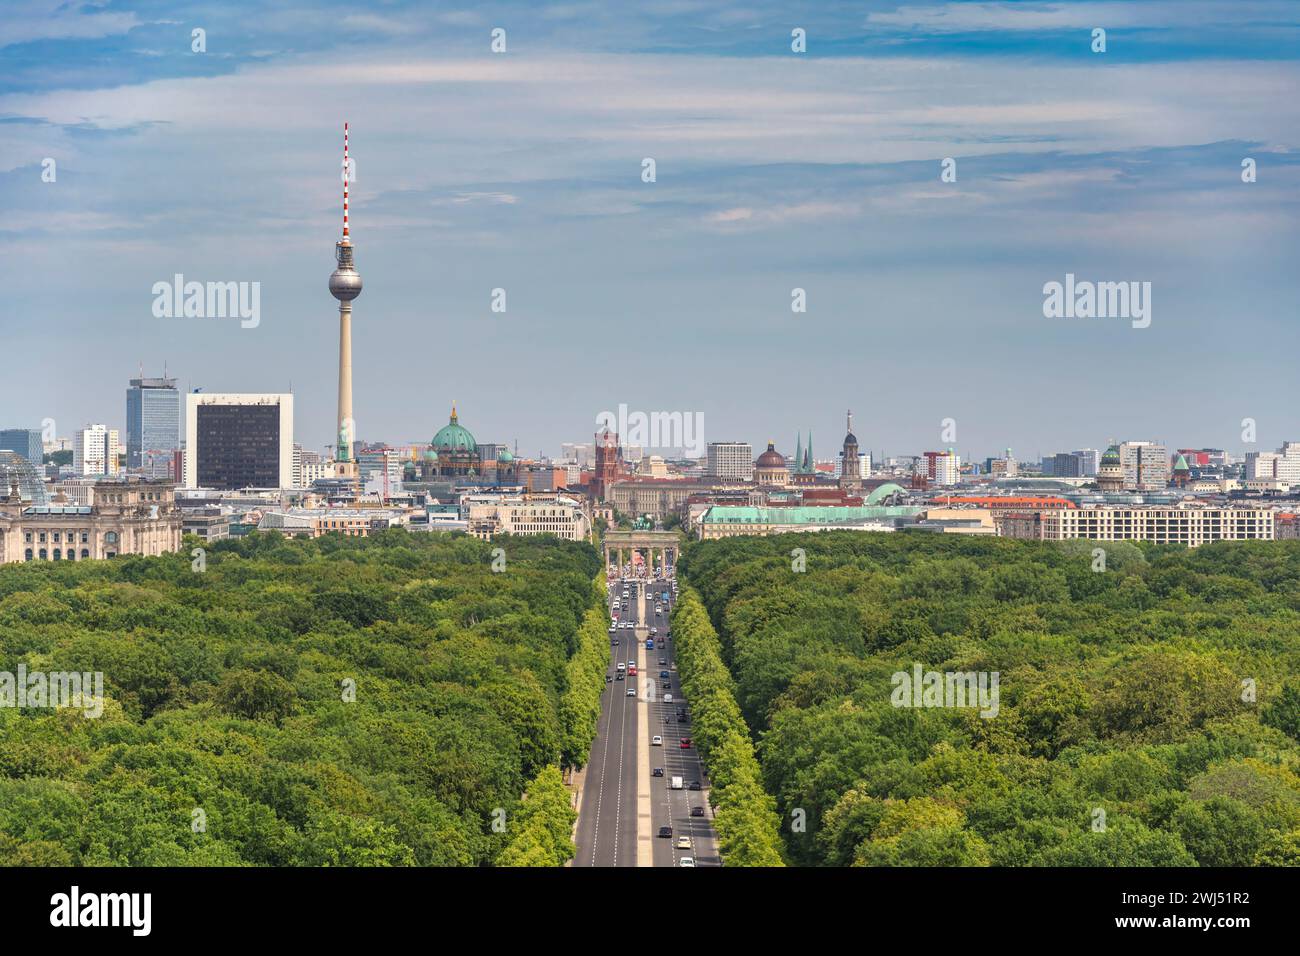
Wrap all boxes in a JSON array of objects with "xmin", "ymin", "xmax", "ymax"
[
  {"xmin": 658, "ymin": 658, "xmax": 666, "ymax": 666},
  {"xmin": 676, "ymin": 713, "xmax": 687, "ymax": 723},
  {"xmin": 626, "ymin": 688, "xmax": 636, "ymax": 697},
  {"xmin": 652, "ymin": 768, "xmax": 664, "ymax": 777},
  {"xmin": 650, "ymin": 627, "xmax": 657, "ymax": 635},
  {"xmin": 658, "ymin": 826, "xmax": 672, "ymax": 838},
  {"xmin": 670, "ymin": 776, "xmax": 683, "ymax": 790},
  {"xmin": 615, "ymin": 673, "xmax": 624, "ymax": 681},
  {"xmin": 628, "ymin": 665, "xmax": 637, "ymax": 676},
  {"xmin": 676, "ymin": 836, "xmax": 691, "ymax": 850},
  {"xmin": 679, "ymin": 857, "xmax": 695, "ymax": 868},
  {"xmin": 664, "ymin": 693, "xmax": 673, "ymax": 703},
  {"xmin": 605, "ymin": 674, "xmax": 612, "ymax": 682},
  {"xmin": 679, "ymin": 737, "xmax": 692, "ymax": 749},
  {"xmin": 660, "ymin": 670, "xmax": 670, "ymax": 678},
  {"xmin": 651, "ymin": 735, "xmax": 663, "ymax": 746},
  {"xmin": 689, "ymin": 781, "xmax": 702, "ymax": 791},
  {"xmin": 617, "ymin": 662, "xmax": 625, "ymax": 671},
  {"xmin": 662, "ymin": 681, "xmax": 671, "ymax": 690},
  {"xmin": 691, "ymin": 806, "xmax": 705, "ymax": 817}
]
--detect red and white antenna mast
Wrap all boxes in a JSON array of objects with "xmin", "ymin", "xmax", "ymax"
[{"xmin": 342, "ymin": 121, "xmax": 351, "ymax": 241}]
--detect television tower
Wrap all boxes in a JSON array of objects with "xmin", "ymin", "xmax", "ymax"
[{"xmin": 329, "ymin": 122, "xmax": 363, "ymax": 486}]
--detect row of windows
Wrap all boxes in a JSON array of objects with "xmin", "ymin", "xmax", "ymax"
[
  {"xmin": 25, "ymin": 548, "xmax": 97, "ymax": 560},
  {"xmin": 26, "ymin": 530, "xmax": 92, "ymax": 544}
]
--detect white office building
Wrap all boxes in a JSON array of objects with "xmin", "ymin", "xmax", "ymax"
[
  {"xmin": 1119, "ymin": 441, "xmax": 1169, "ymax": 490},
  {"xmin": 1246, "ymin": 442, "xmax": 1300, "ymax": 484},
  {"xmin": 73, "ymin": 424, "xmax": 120, "ymax": 477},
  {"xmin": 706, "ymin": 442, "xmax": 754, "ymax": 481}
]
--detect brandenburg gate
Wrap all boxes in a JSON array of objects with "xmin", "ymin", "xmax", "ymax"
[{"xmin": 602, "ymin": 530, "xmax": 681, "ymax": 576}]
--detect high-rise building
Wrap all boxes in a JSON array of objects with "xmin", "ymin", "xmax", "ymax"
[
  {"xmin": 706, "ymin": 442, "xmax": 753, "ymax": 481},
  {"xmin": 0, "ymin": 429, "xmax": 42, "ymax": 467},
  {"xmin": 1246, "ymin": 442, "xmax": 1300, "ymax": 484},
  {"xmin": 184, "ymin": 393, "xmax": 293, "ymax": 489},
  {"xmin": 329, "ymin": 123, "xmax": 363, "ymax": 489},
  {"xmin": 923, "ymin": 449, "xmax": 960, "ymax": 487},
  {"xmin": 73, "ymin": 424, "xmax": 120, "ymax": 476},
  {"xmin": 126, "ymin": 375, "xmax": 180, "ymax": 478},
  {"xmin": 1119, "ymin": 441, "xmax": 1169, "ymax": 490}
]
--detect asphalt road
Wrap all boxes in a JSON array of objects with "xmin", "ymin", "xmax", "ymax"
[{"xmin": 574, "ymin": 573, "xmax": 720, "ymax": 867}]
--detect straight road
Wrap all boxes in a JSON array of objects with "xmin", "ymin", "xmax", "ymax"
[{"xmin": 574, "ymin": 569, "xmax": 719, "ymax": 866}]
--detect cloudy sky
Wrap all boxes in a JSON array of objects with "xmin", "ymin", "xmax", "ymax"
[{"xmin": 3, "ymin": 0, "xmax": 1298, "ymax": 463}]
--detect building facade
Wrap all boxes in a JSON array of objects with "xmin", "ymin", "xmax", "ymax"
[
  {"xmin": 1119, "ymin": 440, "xmax": 1169, "ymax": 490},
  {"xmin": 1040, "ymin": 505, "xmax": 1273, "ymax": 547},
  {"xmin": 184, "ymin": 393, "xmax": 294, "ymax": 489},
  {"xmin": 0, "ymin": 480, "xmax": 182, "ymax": 563},
  {"xmin": 706, "ymin": 442, "xmax": 753, "ymax": 481},
  {"xmin": 462, "ymin": 494, "xmax": 591, "ymax": 540},
  {"xmin": 73, "ymin": 424, "xmax": 120, "ymax": 477},
  {"xmin": 0, "ymin": 429, "xmax": 43, "ymax": 467},
  {"xmin": 126, "ymin": 375, "xmax": 180, "ymax": 477}
]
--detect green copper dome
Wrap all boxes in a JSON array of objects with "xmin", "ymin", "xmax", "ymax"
[
  {"xmin": 497, "ymin": 447, "xmax": 514, "ymax": 463},
  {"xmin": 1173, "ymin": 453, "xmax": 1190, "ymax": 472},
  {"xmin": 1100, "ymin": 443, "xmax": 1122, "ymax": 467},
  {"xmin": 432, "ymin": 404, "xmax": 477, "ymax": 452}
]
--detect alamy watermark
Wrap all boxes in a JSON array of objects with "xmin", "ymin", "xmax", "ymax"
[
  {"xmin": 152, "ymin": 274, "xmax": 260, "ymax": 328},
  {"xmin": 596, "ymin": 404, "xmax": 704, "ymax": 458},
  {"xmin": 0, "ymin": 665, "xmax": 104, "ymax": 718},
  {"xmin": 890, "ymin": 664, "xmax": 1000, "ymax": 718},
  {"xmin": 1042, "ymin": 273, "xmax": 1150, "ymax": 329}
]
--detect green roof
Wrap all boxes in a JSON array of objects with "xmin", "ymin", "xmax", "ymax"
[
  {"xmin": 702, "ymin": 505, "xmax": 920, "ymax": 525},
  {"xmin": 432, "ymin": 405, "xmax": 476, "ymax": 451},
  {"xmin": 864, "ymin": 482, "xmax": 908, "ymax": 504}
]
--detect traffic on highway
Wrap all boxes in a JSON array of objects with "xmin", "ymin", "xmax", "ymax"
[{"xmin": 573, "ymin": 565, "xmax": 719, "ymax": 867}]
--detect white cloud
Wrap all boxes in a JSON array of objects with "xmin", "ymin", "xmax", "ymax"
[{"xmin": 0, "ymin": 0, "xmax": 139, "ymax": 48}]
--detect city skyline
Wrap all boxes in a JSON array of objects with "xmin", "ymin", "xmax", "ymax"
[{"xmin": 3, "ymin": 1, "xmax": 1299, "ymax": 457}]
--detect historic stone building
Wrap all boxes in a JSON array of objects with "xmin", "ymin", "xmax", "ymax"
[{"xmin": 0, "ymin": 476, "xmax": 183, "ymax": 563}]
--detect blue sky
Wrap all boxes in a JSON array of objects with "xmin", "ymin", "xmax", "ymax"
[{"xmin": 2, "ymin": 0, "xmax": 1298, "ymax": 463}]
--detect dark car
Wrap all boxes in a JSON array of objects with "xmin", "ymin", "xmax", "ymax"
[
  {"xmin": 605, "ymin": 675, "xmax": 613, "ymax": 682},
  {"xmin": 688, "ymin": 781, "xmax": 702, "ymax": 791},
  {"xmin": 676, "ymin": 714, "xmax": 688, "ymax": 723},
  {"xmin": 690, "ymin": 806, "xmax": 705, "ymax": 817},
  {"xmin": 652, "ymin": 768, "xmax": 664, "ymax": 777},
  {"xmin": 659, "ymin": 670, "xmax": 670, "ymax": 678},
  {"xmin": 658, "ymin": 826, "xmax": 672, "ymax": 838},
  {"xmin": 662, "ymin": 681, "xmax": 672, "ymax": 689},
  {"xmin": 616, "ymin": 673, "xmax": 624, "ymax": 681}
]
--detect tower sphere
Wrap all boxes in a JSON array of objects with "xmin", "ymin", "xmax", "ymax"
[{"xmin": 329, "ymin": 267, "xmax": 363, "ymax": 301}]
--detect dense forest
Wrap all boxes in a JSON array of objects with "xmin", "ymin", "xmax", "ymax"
[
  {"xmin": 0, "ymin": 530, "xmax": 603, "ymax": 866},
  {"xmin": 679, "ymin": 534, "xmax": 1300, "ymax": 866}
]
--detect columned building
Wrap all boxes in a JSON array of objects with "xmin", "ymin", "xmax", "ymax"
[{"xmin": 0, "ymin": 478, "xmax": 182, "ymax": 563}]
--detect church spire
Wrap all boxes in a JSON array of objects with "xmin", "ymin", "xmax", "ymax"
[{"xmin": 794, "ymin": 433, "xmax": 803, "ymax": 474}]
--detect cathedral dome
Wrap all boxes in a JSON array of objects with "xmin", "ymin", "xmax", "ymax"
[
  {"xmin": 432, "ymin": 404, "xmax": 476, "ymax": 452},
  {"xmin": 755, "ymin": 442, "xmax": 786, "ymax": 468}
]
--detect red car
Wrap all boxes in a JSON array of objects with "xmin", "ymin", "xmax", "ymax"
[{"xmin": 679, "ymin": 738, "xmax": 692, "ymax": 749}]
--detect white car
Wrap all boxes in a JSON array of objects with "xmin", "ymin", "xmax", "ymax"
[
  {"xmin": 676, "ymin": 836, "xmax": 691, "ymax": 850},
  {"xmin": 664, "ymin": 694, "xmax": 673, "ymax": 703},
  {"xmin": 626, "ymin": 688, "xmax": 636, "ymax": 697},
  {"xmin": 651, "ymin": 735, "xmax": 663, "ymax": 746},
  {"xmin": 679, "ymin": 857, "xmax": 695, "ymax": 867},
  {"xmin": 617, "ymin": 662, "xmax": 626, "ymax": 671}
]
